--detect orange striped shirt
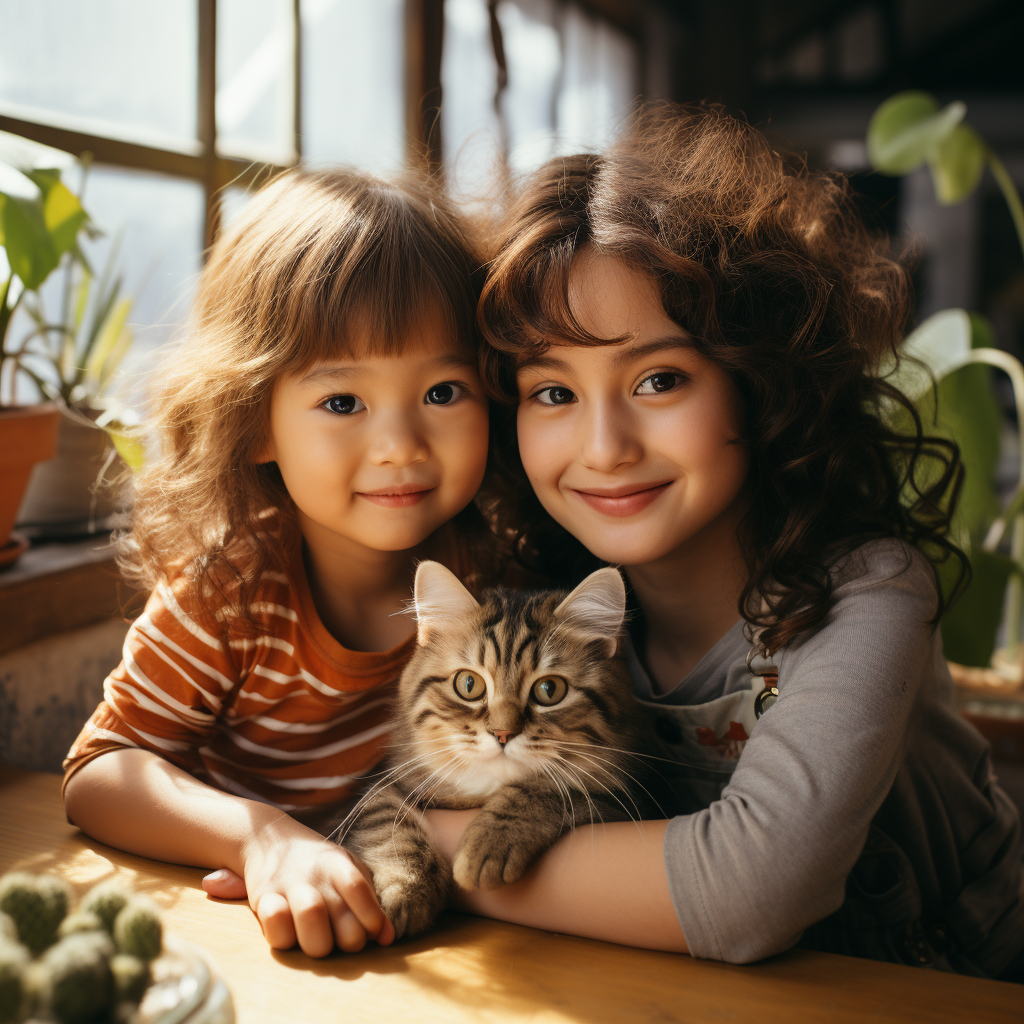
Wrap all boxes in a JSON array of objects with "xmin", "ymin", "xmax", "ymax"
[{"xmin": 63, "ymin": 551, "xmax": 416, "ymax": 813}]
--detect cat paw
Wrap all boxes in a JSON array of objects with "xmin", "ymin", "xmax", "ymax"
[
  {"xmin": 375, "ymin": 873, "xmax": 446, "ymax": 940},
  {"xmin": 452, "ymin": 822, "xmax": 538, "ymax": 890}
]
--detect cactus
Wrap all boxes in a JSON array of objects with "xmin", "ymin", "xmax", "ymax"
[
  {"xmin": 110, "ymin": 954, "xmax": 149, "ymax": 1004},
  {"xmin": 113, "ymin": 899, "xmax": 162, "ymax": 962},
  {"xmin": 0, "ymin": 873, "xmax": 69, "ymax": 955},
  {"xmin": 80, "ymin": 882, "xmax": 130, "ymax": 936},
  {"xmin": 0, "ymin": 940, "xmax": 29, "ymax": 1024},
  {"xmin": 0, "ymin": 914, "xmax": 15, "ymax": 945},
  {"xmin": 57, "ymin": 913, "xmax": 103, "ymax": 940},
  {"xmin": 38, "ymin": 932, "xmax": 114, "ymax": 1024}
]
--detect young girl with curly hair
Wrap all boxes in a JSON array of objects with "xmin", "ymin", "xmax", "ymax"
[
  {"xmin": 63, "ymin": 167, "xmax": 496, "ymax": 959},
  {"xmin": 426, "ymin": 104, "xmax": 1024, "ymax": 979}
]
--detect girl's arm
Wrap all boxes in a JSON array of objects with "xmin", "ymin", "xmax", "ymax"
[
  {"xmin": 64, "ymin": 748, "xmax": 394, "ymax": 956},
  {"xmin": 423, "ymin": 809, "xmax": 689, "ymax": 952}
]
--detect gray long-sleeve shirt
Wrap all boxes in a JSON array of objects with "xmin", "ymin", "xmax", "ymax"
[{"xmin": 627, "ymin": 540, "xmax": 1024, "ymax": 974}]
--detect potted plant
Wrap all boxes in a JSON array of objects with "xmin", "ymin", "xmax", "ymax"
[
  {"xmin": 867, "ymin": 93, "xmax": 1024, "ymax": 703},
  {"xmin": 0, "ymin": 131, "xmax": 140, "ymax": 563},
  {"xmin": 14, "ymin": 240, "xmax": 142, "ymax": 536}
]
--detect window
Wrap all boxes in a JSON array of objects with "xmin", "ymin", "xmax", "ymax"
[
  {"xmin": 442, "ymin": 0, "xmax": 641, "ymax": 196},
  {"xmin": 0, "ymin": 0, "xmax": 643, "ymax": 397}
]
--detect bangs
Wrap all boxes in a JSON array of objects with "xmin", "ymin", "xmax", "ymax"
[
  {"xmin": 289, "ymin": 186, "xmax": 480, "ymax": 367},
  {"xmin": 204, "ymin": 167, "xmax": 480, "ymax": 378}
]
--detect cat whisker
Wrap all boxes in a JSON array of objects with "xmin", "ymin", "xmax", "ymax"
[
  {"xmin": 328, "ymin": 745, "xmax": 469, "ymax": 844},
  {"xmin": 548, "ymin": 753, "xmax": 644, "ymax": 831},
  {"xmin": 539, "ymin": 761, "xmax": 575, "ymax": 832},
  {"xmin": 547, "ymin": 758, "xmax": 605, "ymax": 829},
  {"xmin": 550, "ymin": 742, "xmax": 669, "ymax": 820}
]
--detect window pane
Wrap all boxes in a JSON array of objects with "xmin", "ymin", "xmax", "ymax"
[
  {"xmin": 302, "ymin": 0, "xmax": 405, "ymax": 173},
  {"xmin": 442, "ymin": 0, "xmax": 502, "ymax": 197},
  {"xmin": 498, "ymin": 0, "xmax": 561, "ymax": 173},
  {"xmin": 557, "ymin": 5, "xmax": 639, "ymax": 153},
  {"xmin": 217, "ymin": 0, "xmax": 296, "ymax": 164},
  {"xmin": 0, "ymin": 0, "xmax": 198, "ymax": 149}
]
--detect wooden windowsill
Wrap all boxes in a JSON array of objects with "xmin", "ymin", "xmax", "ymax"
[{"xmin": 0, "ymin": 536, "xmax": 144, "ymax": 655}]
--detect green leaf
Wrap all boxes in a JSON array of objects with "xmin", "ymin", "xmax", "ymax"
[
  {"xmin": 105, "ymin": 425, "xmax": 144, "ymax": 471},
  {"xmin": 84, "ymin": 297, "xmax": 131, "ymax": 384},
  {"xmin": 0, "ymin": 194, "xmax": 58, "ymax": 289},
  {"xmin": 43, "ymin": 181, "xmax": 87, "ymax": 258},
  {"xmin": 940, "ymin": 548, "xmax": 1016, "ymax": 667},
  {"xmin": 929, "ymin": 124, "xmax": 986, "ymax": 206},
  {"xmin": 887, "ymin": 309, "xmax": 972, "ymax": 401},
  {"xmin": 74, "ymin": 266, "xmax": 92, "ymax": 331},
  {"xmin": 969, "ymin": 311, "xmax": 997, "ymax": 350},
  {"xmin": 26, "ymin": 168, "xmax": 63, "ymax": 196},
  {"xmin": 931, "ymin": 365, "xmax": 1003, "ymax": 539},
  {"xmin": 867, "ymin": 92, "xmax": 966, "ymax": 175}
]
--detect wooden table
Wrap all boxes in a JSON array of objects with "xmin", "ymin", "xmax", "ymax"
[{"xmin": 2, "ymin": 767, "xmax": 1020, "ymax": 1024}]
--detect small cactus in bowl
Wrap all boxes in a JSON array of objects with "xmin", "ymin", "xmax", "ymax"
[
  {"xmin": 79, "ymin": 883, "xmax": 129, "ymax": 936},
  {"xmin": 0, "ymin": 871, "xmax": 168, "ymax": 1023},
  {"xmin": 0, "ymin": 874, "xmax": 70, "ymax": 956},
  {"xmin": 113, "ymin": 899, "xmax": 162, "ymax": 963},
  {"xmin": 0, "ymin": 939, "xmax": 30, "ymax": 1024}
]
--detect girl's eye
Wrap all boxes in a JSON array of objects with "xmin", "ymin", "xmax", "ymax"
[
  {"xmin": 324, "ymin": 394, "xmax": 366, "ymax": 415},
  {"xmin": 425, "ymin": 382, "xmax": 465, "ymax": 406},
  {"xmin": 635, "ymin": 372, "xmax": 684, "ymax": 396},
  {"xmin": 453, "ymin": 669, "xmax": 486, "ymax": 701},
  {"xmin": 535, "ymin": 386, "xmax": 576, "ymax": 406},
  {"xmin": 531, "ymin": 676, "xmax": 568, "ymax": 706}
]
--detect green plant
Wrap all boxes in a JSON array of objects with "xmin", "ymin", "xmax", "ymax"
[
  {"xmin": 869, "ymin": 92, "xmax": 1024, "ymax": 671},
  {"xmin": 0, "ymin": 131, "xmax": 88, "ymax": 405},
  {"xmin": 1, "ymin": 130, "xmax": 143, "ymax": 471}
]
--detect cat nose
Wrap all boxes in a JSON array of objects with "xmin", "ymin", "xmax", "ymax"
[{"xmin": 490, "ymin": 730, "xmax": 517, "ymax": 746}]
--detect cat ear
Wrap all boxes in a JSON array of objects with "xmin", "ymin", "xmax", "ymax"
[
  {"xmin": 413, "ymin": 561, "xmax": 481, "ymax": 644},
  {"xmin": 553, "ymin": 567, "xmax": 626, "ymax": 656}
]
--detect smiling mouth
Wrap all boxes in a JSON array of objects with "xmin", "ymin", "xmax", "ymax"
[
  {"xmin": 571, "ymin": 482, "xmax": 672, "ymax": 517},
  {"xmin": 357, "ymin": 485, "xmax": 435, "ymax": 508}
]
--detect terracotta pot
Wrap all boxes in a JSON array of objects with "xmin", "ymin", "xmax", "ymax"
[
  {"xmin": 0, "ymin": 403, "xmax": 60, "ymax": 554},
  {"xmin": 16, "ymin": 407, "xmax": 123, "ymax": 534}
]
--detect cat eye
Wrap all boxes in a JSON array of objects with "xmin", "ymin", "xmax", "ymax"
[
  {"xmin": 453, "ymin": 669, "xmax": 486, "ymax": 701},
  {"xmin": 531, "ymin": 676, "xmax": 568, "ymax": 706}
]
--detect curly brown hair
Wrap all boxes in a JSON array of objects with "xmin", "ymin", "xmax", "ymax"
[
  {"xmin": 119, "ymin": 166, "xmax": 496, "ymax": 631},
  {"xmin": 477, "ymin": 102, "xmax": 965, "ymax": 654}
]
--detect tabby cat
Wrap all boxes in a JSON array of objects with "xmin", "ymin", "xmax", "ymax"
[{"xmin": 336, "ymin": 560, "xmax": 651, "ymax": 939}]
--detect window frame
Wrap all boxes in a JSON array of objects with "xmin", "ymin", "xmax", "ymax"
[{"xmin": 0, "ymin": 0, "xmax": 641, "ymax": 253}]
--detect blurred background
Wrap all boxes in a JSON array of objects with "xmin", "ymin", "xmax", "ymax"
[{"xmin": 1, "ymin": 0, "xmax": 1021, "ymax": 375}]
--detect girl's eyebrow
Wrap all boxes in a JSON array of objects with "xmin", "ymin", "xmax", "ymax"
[
  {"xmin": 611, "ymin": 335, "xmax": 693, "ymax": 366},
  {"xmin": 518, "ymin": 335, "xmax": 692, "ymax": 374},
  {"xmin": 299, "ymin": 353, "xmax": 476, "ymax": 387}
]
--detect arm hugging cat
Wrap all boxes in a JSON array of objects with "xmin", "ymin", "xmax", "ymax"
[{"xmin": 336, "ymin": 561, "xmax": 653, "ymax": 939}]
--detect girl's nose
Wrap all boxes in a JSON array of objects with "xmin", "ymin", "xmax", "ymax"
[
  {"xmin": 369, "ymin": 413, "xmax": 429, "ymax": 467},
  {"xmin": 579, "ymin": 404, "xmax": 643, "ymax": 472}
]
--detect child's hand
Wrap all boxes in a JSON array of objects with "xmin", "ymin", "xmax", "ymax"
[{"xmin": 207, "ymin": 819, "xmax": 395, "ymax": 957}]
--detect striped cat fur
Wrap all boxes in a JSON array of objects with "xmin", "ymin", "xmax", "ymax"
[{"xmin": 336, "ymin": 560, "xmax": 652, "ymax": 939}]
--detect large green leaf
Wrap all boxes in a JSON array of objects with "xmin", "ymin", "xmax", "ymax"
[
  {"xmin": 867, "ymin": 92, "xmax": 965, "ymax": 175},
  {"xmin": 887, "ymin": 309, "xmax": 972, "ymax": 401},
  {"xmin": 930, "ymin": 124, "xmax": 986, "ymax": 206},
  {"xmin": 42, "ymin": 181, "xmax": 87, "ymax": 258},
  {"xmin": 940, "ymin": 548, "xmax": 1015, "ymax": 667},
  {"xmin": 0, "ymin": 194, "xmax": 58, "ymax": 289}
]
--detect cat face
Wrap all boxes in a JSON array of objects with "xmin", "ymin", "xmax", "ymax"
[{"xmin": 392, "ymin": 562, "xmax": 639, "ymax": 803}]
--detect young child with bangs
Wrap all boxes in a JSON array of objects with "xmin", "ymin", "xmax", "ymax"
[
  {"xmin": 427, "ymin": 104, "xmax": 1024, "ymax": 980},
  {"xmin": 63, "ymin": 167, "xmax": 496, "ymax": 959}
]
